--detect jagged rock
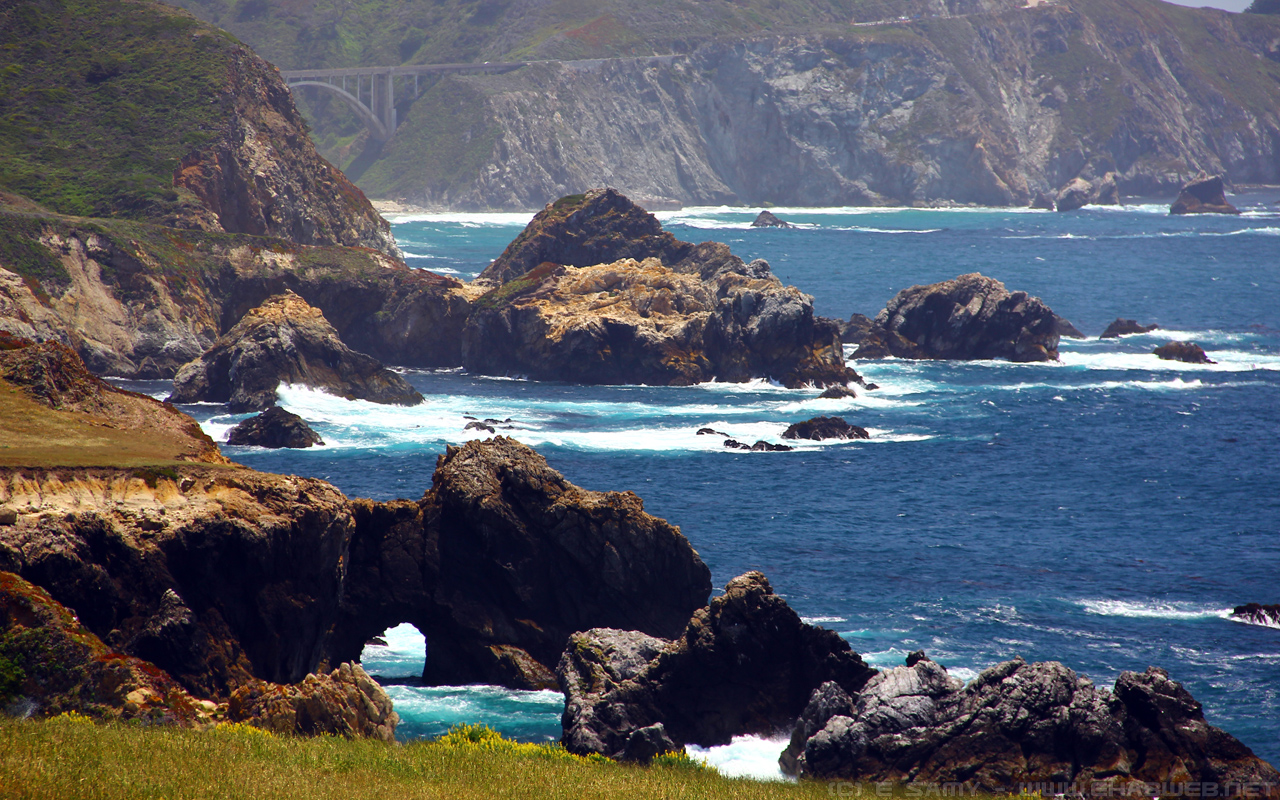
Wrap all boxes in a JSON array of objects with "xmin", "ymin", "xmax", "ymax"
[
  {"xmin": 558, "ymin": 572, "xmax": 877, "ymax": 759},
  {"xmin": 782, "ymin": 416, "xmax": 868, "ymax": 441},
  {"xmin": 1231, "ymin": 603, "xmax": 1280, "ymax": 629},
  {"xmin": 751, "ymin": 441, "xmax": 794, "ymax": 451},
  {"xmin": 1102, "ymin": 318, "xmax": 1160, "ymax": 338},
  {"xmin": 751, "ymin": 210, "xmax": 792, "ymax": 228},
  {"xmin": 1030, "ymin": 192, "xmax": 1056, "ymax": 211},
  {"xmin": 837, "ymin": 313, "xmax": 875, "ymax": 345},
  {"xmin": 463, "ymin": 190, "xmax": 859, "ymax": 388},
  {"xmin": 818, "ymin": 385, "xmax": 857, "ymax": 399},
  {"xmin": 168, "ymin": 291, "xmax": 424, "ymax": 412},
  {"xmin": 1055, "ymin": 177, "xmax": 1095, "ymax": 212},
  {"xmin": 1096, "ymin": 171, "xmax": 1121, "ymax": 205},
  {"xmin": 327, "ymin": 437, "xmax": 712, "ymax": 689},
  {"xmin": 854, "ymin": 273, "xmax": 1071, "ymax": 362},
  {"xmin": 226, "ymin": 407, "xmax": 324, "ymax": 449},
  {"xmin": 1054, "ymin": 316, "xmax": 1086, "ymax": 339},
  {"xmin": 1171, "ymin": 174, "xmax": 1241, "ymax": 215},
  {"xmin": 696, "ymin": 427, "xmax": 728, "ymax": 436},
  {"xmin": 1154, "ymin": 341, "xmax": 1215, "ymax": 364},
  {"xmin": 784, "ymin": 655, "xmax": 1280, "ymax": 792},
  {"xmin": 0, "ymin": 337, "xmax": 227, "ymax": 465},
  {"xmin": 464, "ymin": 420, "xmax": 496, "ymax": 434},
  {"xmin": 0, "ymin": 570, "xmax": 211, "ymax": 726},
  {"xmin": 227, "ymin": 662, "xmax": 398, "ymax": 742},
  {"xmin": 724, "ymin": 439, "xmax": 748, "ymax": 449}
]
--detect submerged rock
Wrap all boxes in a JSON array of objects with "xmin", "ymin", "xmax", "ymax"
[
  {"xmin": 1170, "ymin": 174, "xmax": 1240, "ymax": 215},
  {"xmin": 782, "ymin": 416, "xmax": 869, "ymax": 441},
  {"xmin": 1154, "ymin": 341, "xmax": 1215, "ymax": 363},
  {"xmin": 558, "ymin": 572, "xmax": 876, "ymax": 759},
  {"xmin": 1231, "ymin": 603, "xmax": 1280, "ymax": 629},
  {"xmin": 168, "ymin": 291, "xmax": 424, "ymax": 412},
  {"xmin": 751, "ymin": 210, "xmax": 793, "ymax": 228},
  {"xmin": 818, "ymin": 385, "xmax": 857, "ymax": 399},
  {"xmin": 227, "ymin": 662, "xmax": 398, "ymax": 742},
  {"xmin": 226, "ymin": 407, "xmax": 324, "ymax": 449},
  {"xmin": 784, "ymin": 654, "xmax": 1280, "ymax": 792},
  {"xmin": 463, "ymin": 190, "xmax": 859, "ymax": 388},
  {"xmin": 1102, "ymin": 318, "xmax": 1160, "ymax": 338},
  {"xmin": 854, "ymin": 273, "xmax": 1071, "ymax": 362}
]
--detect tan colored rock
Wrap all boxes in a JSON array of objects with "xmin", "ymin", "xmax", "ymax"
[{"xmin": 228, "ymin": 662, "xmax": 399, "ymax": 742}]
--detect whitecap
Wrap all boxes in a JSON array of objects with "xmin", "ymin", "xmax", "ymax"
[
  {"xmin": 800, "ymin": 616, "xmax": 848, "ymax": 625},
  {"xmin": 686, "ymin": 735, "xmax": 794, "ymax": 781},
  {"xmin": 1076, "ymin": 599, "xmax": 1232, "ymax": 621}
]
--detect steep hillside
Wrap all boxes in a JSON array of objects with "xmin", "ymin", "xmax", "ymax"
[
  {"xmin": 176, "ymin": 0, "xmax": 1280, "ymax": 208},
  {"xmin": 0, "ymin": 0, "xmax": 396, "ymax": 254}
]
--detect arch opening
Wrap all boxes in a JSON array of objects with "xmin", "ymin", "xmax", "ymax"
[
  {"xmin": 290, "ymin": 81, "xmax": 389, "ymax": 141},
  {"xmin": 359, "ymin": 622, "xmax": 426, "ymax": 680}
]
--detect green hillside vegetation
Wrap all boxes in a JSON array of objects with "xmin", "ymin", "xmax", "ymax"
[
  {"xmin": 0, "ymin": 717, "xmax": 852, "ymax": 800},
  {"xmin": 0, "ymin": 0, "xmax": 242, "ymax": 221}
]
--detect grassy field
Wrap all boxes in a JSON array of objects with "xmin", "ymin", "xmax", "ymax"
[{"xmin": 0, "ymin": 717, "xmax": 845, "ymax": 800}]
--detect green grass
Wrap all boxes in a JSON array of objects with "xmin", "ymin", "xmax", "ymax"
[
  {"xmin": 0, "ymin": 718, "xmax": 847, "ymax": 800},
  {"xmin": 0, "ymin": 0, "xmax": 241, "ymax": 222}
]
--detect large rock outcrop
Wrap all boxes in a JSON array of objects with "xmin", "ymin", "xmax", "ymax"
[
  {"xmin": 784, "ymin": 654, "xmax": 1280, "ymax": 793},
  {"xmin": 328, "ymin": 437, "xmax": 713, "ymax": 689},
  {"xmin": 226, "ymin": 407, "xmax": 325, "ymax": 449},
  {"xmin": 0, "ymin": 209, "xmax": 472, "ymax": 379},
  {"xmin": 168, "ymin": 292, "xmax": 424, "ymax": 412},
  {"xmin": 1170, "ymin": 174, "xmax": 1241, "ymax": 215},
  {"xmin": 0, "ymin": 437, "xmax": 714, "ymax": 698},
  {"xmin": 854, "ymin": 273, "xmax": 1071, "ymax": 362},
  {"xmin": 0, "ymin": 336, "xmax": 227, "ymax": 466},
  {"xmin": 558, "ymin": 572, "xmax": 877, "ymax": 760},
  {"xmin": 463, "ymin": 190, "xmax": 858, "ymax": 388},
  {"xmin": 1231, "ymin": 603, "xmax": 1280, "ymax": 629},
  {"xmin": 1154, "ymin": 341, "xmax": 1215, "ymax": 364}
]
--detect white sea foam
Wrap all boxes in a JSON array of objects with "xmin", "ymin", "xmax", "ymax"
[
  {"xmin": 361, "ymin": 622, "xmax": 426, "ymax": 678},
  {"xmin": 1058, "ymin": 349, "xmax": 1280, "ymax": 373},
  {"xmin": 800, "ymin": 616, "xmax": 848, "ymax": 625},
  {"xmin": 1076, "ymin": 599, "xmax": 1232, "ymax": 621},
  {"xmin": 686, "ymin": 735, "xmax": 794, "ymax": 782}
]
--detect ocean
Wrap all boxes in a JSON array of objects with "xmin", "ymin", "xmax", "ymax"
[{"xmin": 141, "ymin": 197, "xmax": 1280, "ymax": 778}]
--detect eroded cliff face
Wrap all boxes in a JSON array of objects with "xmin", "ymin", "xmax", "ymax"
[
  {"xmin": 384, "ymin": 0, "xmax": 1280, "ymax": 209},
  {"xmin": 0, "ymin": 214, "xmax": 471, "ymax": 378}
]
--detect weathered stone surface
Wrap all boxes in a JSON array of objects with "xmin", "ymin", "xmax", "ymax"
[
  {"xmin": 818, "ymin": 385, "xmax": 857, "ymax": 399},
  {"xmin": 558, "ymin": 571, "xmax": 877, "ymax": 759},
  {"xmin": 751, "ymin": 210, "xmax": 792, "ymax": 228},
  {"xmin": 854, "ymin": 273, "xmax": 1070, "ymax": 362},
  {"xmin": 782, "ymin": 416, "xmax": 869, "ymax": 441},
  {"xmin": 327, "ymin": 437, "xmax": 713, "ymax": 689},
  {"xmin": 1231, "ymin": 603, "xmax": 1280, "ymax": 629},
  {"xmin": 1154, "ymin": 341, "xmax": 1215, "ymax": 364},
  {"xmin": 1102, "ymin": 318, "xmax": 1160, "ymax": 338},
  {"xmin": 0, "ymin": 570, "xmax": 213, "ymax": 726},
  {"xmin": 168, "ymin": 291, "xmax": 424, "ymax": 412},
  {"xmin": 227, "ymin": 662, "xmax": 398, "ymax": 742},
  {"xmin": 1055, "ymin": 177, "xmax": 1096, "ymax": 212},
  {"xmin": 785, "ymin": 655, "xmax": 1280, "ymax": 793},
  {"xmin": 837, "ymin": 313, "xmax": 875, "ymax": 345},
  {"xmin": 463, "ymin": 190, "xmax": 859, "ymax": 388},
  {"xmin": 226, "ymin": 407, "xmax": 324, "ymax": 449},
  {"xmin": 1170, "ymin": 174, "xmax": 1241, "ymax": 215},
  {"xmin": 0, "ymin": 337, "xmax": 227, "ymax": 465}
]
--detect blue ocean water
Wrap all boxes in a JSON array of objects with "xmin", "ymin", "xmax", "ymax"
[{"xmin": 154, "ymin": 196, "xmax": 1280, "ymax": 773}]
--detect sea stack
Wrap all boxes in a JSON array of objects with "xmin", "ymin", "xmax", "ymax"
[
  {"xmin": 751, "ymin": 210, "xmax": 793, "ymax": 228},
  {"xmin": 1170, "ymin": 174, "xmax": 1240, "ymax": 215}
]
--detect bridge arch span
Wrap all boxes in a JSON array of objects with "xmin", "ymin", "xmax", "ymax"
[{"xmin": 289, "ymin": 80, "xmax": 389, "ymax": 141}]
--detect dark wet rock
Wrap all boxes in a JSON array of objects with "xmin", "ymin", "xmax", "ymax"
[
  {"xmin": 327, "ymin": 437, "xmax": 712, "ymax": 690},
  {"xmin": 226, "ymin": 407, "xmax": 324, "ymax": 449},
  {"xmin": 854, "ymin": 273, "xmax": 1070, "ymax": 362},
  {"xmin": 1102, "ymin": 318, "xmax": 1160, "ymax": 338},
  {"xmin": 168, "ymin": 292, "xmax": 424, "ymax": 412},
  {"xmin": 865, "ymin": 383, "xmax": 879, "ymax": 390},
  {"xmin": 785, "ymin": 656, "xmax": 1280, "ymax": 792},
  {"xmin": 1054, "ymin": 315, "xmax": 1086, "ymax": 339},
  {"xmin": 1171, "ymin": 174, "xmax": 1240, "ymax": 215},
  {"xmin": 837, "ymin": 313, "xmax": 876, "ymax": 345},
  {"xmin": 464, "ymin": 421, "xmax": 496, "ymax": 433},
  {"xmin": 1154, "ymin": 341, "xmax": 1215, "ymax": 364},
  {"xmin": 464, "ymin": 190, "xmax": 860, "ymax": 388},
  {"xmin": 558, "ymin": 572, "xmax": 877, "ymax": 758},
  {"xmin": 227, "ymin": 662, "xmax": 398, "ymax": 742},
  {"xmin": 751, "ymin": 210, "xmax": 793, "ymax": 228},
  {"xmin": 1231, "ymin": 603, "xmax": 1280, "ymax": 629},
  {"xmin": 724, "ymin": 439, "xmax": 748, "ymax": 449},
  {"xmin": 1055, "ymin": 177, "xmax": 1095, "ymax": 212},
  {"xmin": 365, "ymin": 636, "xmax": 388, "ymax": 647},
  {"xmin": 782, "ymin": 416, "xmax": 869, "ymax": 441},
  {"xmin": 1030, "ymin": 191, "xmax": 1056, "ymax": 211},
  {"xmin": 750, "ymin": 441, "xmax": 793, "ymax": 451},
  {"xmin": 696, "ymin": 427, "xmax": 729, "ymax": 436},
  {"xmin": 818, "ymin": 385, "xmax": 857, "ymax": 399}
]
